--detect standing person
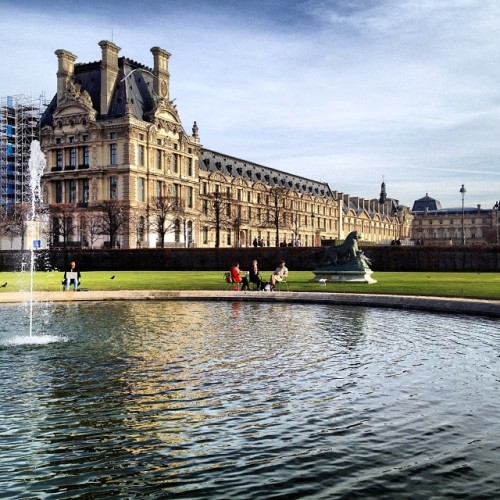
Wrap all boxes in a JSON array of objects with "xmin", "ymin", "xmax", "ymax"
[
  {"xmin": 229, "ymin": 262, "xmax": 250, "ymax": 291},
  {"xmin": 64, "ymin": 260, "xmax": 81, "ymax": 291},
  {"xmin": 253, "ymin": 237, "xmax": 258, "ymax": 248},
  {"xmin": 269, "ymin": 260, "xmax": 288, "ymax": 290},
  {"xmin": 249, "ymin": 259, "xmax": 267, "ymax": 290}
]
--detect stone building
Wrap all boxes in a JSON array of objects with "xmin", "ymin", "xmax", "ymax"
[
  {"xmin": 40, "ymin": 41, "xmax": 406, "ymax": 249},
  {"xmin": 411, "ymin": 193, "xmax": 498, "ymax": 245}
]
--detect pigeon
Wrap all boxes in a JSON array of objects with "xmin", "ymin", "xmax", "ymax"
[
  {"xmin": 0, "ymin": 282, "xmax": 7, "ymax": 288},
  {"xmin": 110, "ymin": 275, "xmax": 115, "ymax": 279}
]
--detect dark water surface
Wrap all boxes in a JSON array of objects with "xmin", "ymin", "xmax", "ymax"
[{"xmin": 0, "ymin": 301, "xmax": 499, "ymax": 499}]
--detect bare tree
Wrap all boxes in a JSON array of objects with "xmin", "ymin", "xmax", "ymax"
[
  {"xmin": 204, "ymin": 191, "xmax": 233, "ymax": 248},
  {"xmin": 266, "ymin": 186, "xmax": 291, "ymax": 247},
  {"xmin": 48, "ymin": 204, "xmax": 76, "ymax": 248},
  {"xmin": 96, "ymin": 199, "xmax": 129, "ymax": 248},
  {"xmin": 149, "ymin": 195, "xmax": 178, "ymax": 248},
  {"xmin": 80, "ymin": 214, "xmax": 102, "ymax": 249}
]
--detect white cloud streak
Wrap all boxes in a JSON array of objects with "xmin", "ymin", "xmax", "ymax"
[{"xmin": 1, "ymin": 0, "xmax": 499, "ymax": 207}]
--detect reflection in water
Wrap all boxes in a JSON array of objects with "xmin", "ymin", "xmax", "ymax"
[{"xmin": 0, "ymin": 301, "xmax": 499, "ymax": 499}]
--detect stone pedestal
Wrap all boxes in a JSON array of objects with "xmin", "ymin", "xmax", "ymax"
[{"xmin": 311, "ymin": 270, "xmax": 377, "ymax": 284}]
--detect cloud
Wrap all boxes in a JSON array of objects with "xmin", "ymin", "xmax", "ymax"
[{"xmin": 1, "ymin": 0, "xmax": 499, "ymax": 208}]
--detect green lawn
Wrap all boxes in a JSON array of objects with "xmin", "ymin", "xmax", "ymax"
[{"xmin": 0, "ymin": 270, "xmax": 498, "ymax": 300}]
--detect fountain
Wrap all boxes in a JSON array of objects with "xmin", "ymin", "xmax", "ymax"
[{"xmin": 6, "ymin": 140, "xmax": 61, "ymax": 344}]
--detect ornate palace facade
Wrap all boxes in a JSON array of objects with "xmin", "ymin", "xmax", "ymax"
[{"xmin": 40, "ymin": 41, "xmax": 408, "ymax": 249}]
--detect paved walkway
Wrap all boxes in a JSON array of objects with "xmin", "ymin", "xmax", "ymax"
[{"xmin": 1, "ymin": 290, "xmax": 499, "ymax": 318}]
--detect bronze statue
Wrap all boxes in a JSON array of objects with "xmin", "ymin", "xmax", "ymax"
[{"xmin": 318, "ymin": 231, "xmax": 372, "ymax": 271}]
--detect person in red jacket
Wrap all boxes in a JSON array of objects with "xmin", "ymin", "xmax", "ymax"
[{"xmin": 229, "ymin": 262, "xmax": 249, "ymax": 290}]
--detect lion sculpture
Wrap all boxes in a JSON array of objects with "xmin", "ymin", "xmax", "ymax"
[{"xmin": 320, "ymin": 231, "xmax": 368, "ymax": 267}]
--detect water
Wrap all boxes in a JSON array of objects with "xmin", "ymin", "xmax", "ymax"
[
  {"xmin": 0, "ymin": 301, "xmax": 499, "ymax": 499},
  {"xmin": 27, "ymin": 139, "xmax": 46, "ymax": 337}
]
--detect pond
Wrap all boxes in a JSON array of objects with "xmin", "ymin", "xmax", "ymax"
[{"xmin": 0, "ymin": 301, "xmax": 499, "ymax": 498}]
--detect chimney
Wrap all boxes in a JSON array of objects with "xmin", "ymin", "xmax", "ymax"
[
  {"xmin": 150, "ymin": 46, "xmax": 171, "ymax": 99},
  {"xmin": 55, "ymin": 49, "xmax": 77, "ymax": 103},
  {"xmin": 99, "ymin": 40, "xmax": 121, "ymax": 117}
]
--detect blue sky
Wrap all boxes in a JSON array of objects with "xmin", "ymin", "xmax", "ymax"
[{"xmin": 1, "ymin": 0, "xmax": 499, "ymax": 209}]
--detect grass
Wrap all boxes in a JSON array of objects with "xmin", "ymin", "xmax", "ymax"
[{"xmin": 0, "ymin": 270, "xmax": 498, "ymax": 300}]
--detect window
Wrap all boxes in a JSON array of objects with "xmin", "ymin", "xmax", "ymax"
[
  {"xmin": 187, "ymin": 157, "xmax": 193, "ymax": 176},
  {"xmin": 55, "ymin": 181, "xmax": 62, "ymax": 203},
  {"xmin": 156, "ymin": 181, "xmax": 162, "ymax": 199},
  {"xmin": 156, "ymin": 149, "xmax": 162, "ymax": 169},
  {"xmin": 83, "ymin": 146, "xmax": 90, "ymax": 167},
  {"xmin": 203, "ymin": 226, "xmax": 208, "ymax": 244},
  {"xmin": 187, "ymin": 186, "xmax": 193, "ymax": 208},
  {"xmin": 109, "ymin": 143, "xmax": 117, "ymax": 165},
  {"xmin": 68, "ymin": 180, "xmax": 76, "ymax": 203},
  {"xmin": 174, "ymin": 219, "xmax": 180, "ymax": 243},
  {"xmin": 226, "ymin": 231, "xmax": 231, "ymax": 246},
  {"xmin": 173, "ymin": 184, "xmax": 181, "ymax": 207},
  {"xmin": 109, "ymin": 132, "xmax": 117, "ymax": 139},
  {"xmin": 187, "ymin": 221, "xmax": 193, "ymax": 245},
  {"xmin": 56, "ymin": 150, "xmax": 63, "ymax": 168},
  {"xmin": 81, "ymin": 179, "xmax": 89, "ymax": 203},
  {"xmin": 138, "ymin": 177, "xmax": 145, "ymax": 202},
  {"xmin": 109, "ymin": 176, "xmax": 117, "ymax": 199},
  {"xmin": 173, "ymin": 154, "xmax": 179, "ymax": 173},
  {"xmin": 69, "ymin": 148, "xmax": 76, "ymax": 167},
  {"xmin": 202, "ymin": 182, "xmax": 208, "ymax": 195},
  {"xmin": 203, "ymin": 199, "xmax": 208, "ymax": 216},
  {"xmin": 138, "ymin": 144, "xmax": 145, "ymax": 166}
]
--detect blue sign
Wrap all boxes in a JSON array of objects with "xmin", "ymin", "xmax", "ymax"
[{"xmin": 33, "ymin": 240, "xmax": 41, "ymax": 249}]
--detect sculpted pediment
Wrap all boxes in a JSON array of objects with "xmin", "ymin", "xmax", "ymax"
[
  {"xmin": 54, "ymin": 80, "xmax": 97, "ymax": 122},
  {"xmin": 146, "ymin": 97, "xmax": 182, "ymax": 131}
]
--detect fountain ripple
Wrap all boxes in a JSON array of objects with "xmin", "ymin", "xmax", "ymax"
[{"xmin": 0, "ymin": 301, "xmax": 499, "ymax": 499}]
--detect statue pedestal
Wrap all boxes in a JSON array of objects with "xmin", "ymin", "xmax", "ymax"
[{"xmin": 311, "ymin": 270, "xmax": 377, "ymax": 284}]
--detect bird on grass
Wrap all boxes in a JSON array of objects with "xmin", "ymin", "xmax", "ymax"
[
  {"xmin": 0, "ymin": 282, "xmax": 7, "ymax": 288},
  {"xmin": 110, "ymin": 275, "xmax": 115, "ymax": 279}
]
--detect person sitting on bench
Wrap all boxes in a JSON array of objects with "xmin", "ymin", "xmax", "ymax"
[
  {"xmin": 63, "ymin": 260, "xmax": 81, "ymax": 291},
  {"xmin": 249, "ymin": 259, "xmax": 267, "ymax": 290},
  {"xmin": 229, "ymin": 262, "xmax": 250, "ymax": 291}
]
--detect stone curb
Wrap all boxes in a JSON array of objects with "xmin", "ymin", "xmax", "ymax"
[{"xmin": 1, "ymin": 290, "xmax": 499, "ymax": 318}]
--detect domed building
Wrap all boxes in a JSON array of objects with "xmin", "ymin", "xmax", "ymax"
[{"xmin": 411, "ymin": 193, "xmax": 497, "ymax": 245}]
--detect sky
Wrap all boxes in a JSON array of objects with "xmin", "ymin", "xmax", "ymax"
[{"xmin": 1, "ymin": 0, "xmax": 499, "ymax": 209}]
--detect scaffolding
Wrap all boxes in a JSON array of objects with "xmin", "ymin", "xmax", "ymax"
[{"xmin": 0, "ymin": 94, "xmax": 46, "ymax": 211}]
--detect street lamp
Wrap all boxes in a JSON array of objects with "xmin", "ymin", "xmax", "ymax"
[
  {"xmin": 460, "ymin": 184, "xmax": 466, "ymax": 245},
  {"xmin": 311, "ymin": 208, "xmax": 315, "ymax": 246},
  {"xmin": 494, "ymin": 201, "xmax": 499, "ymax": 245}
]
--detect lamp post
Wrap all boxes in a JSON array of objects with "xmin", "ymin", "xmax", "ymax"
[
  {"xmin": 311, "ymin": 209, "xmax": 315, "ymax": 246},
  {"xmin": 494, "ymin": 201, "xmax": 499, "ymax": 245},
  {"xmin": 460, "ymin": 184, "xmax": 466, "ymax": 245}
]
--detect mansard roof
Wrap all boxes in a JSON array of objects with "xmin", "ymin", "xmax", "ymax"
[
  {"xmin": 199, "ymin": 149, "xmax": 334, "ymax": 198},
  {"xmin": 40, "ymin": 57, "xmax": 159, "ymax": 127},
  {"xmin": 411, "ymin": 194, "xmax": 442, "ymax": 212}
]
